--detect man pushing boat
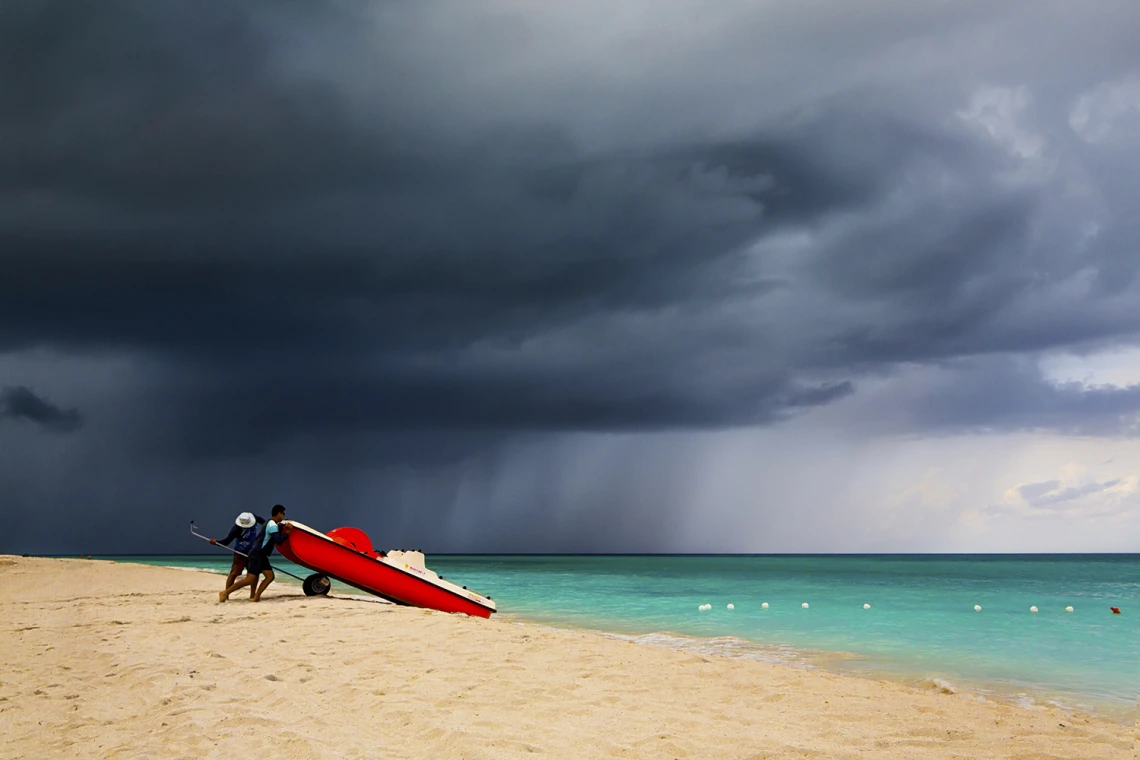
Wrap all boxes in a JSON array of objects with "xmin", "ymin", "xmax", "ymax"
[
  {"xmin": 218, "ymin": 504, "xmax": 293, "ymax": 603},
  {"xmin": 209, "ymin": 511, "xmax": 266, "ymax": 596}
]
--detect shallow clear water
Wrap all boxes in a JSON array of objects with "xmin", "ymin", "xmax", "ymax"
[{"xmin": 107, "ymin": 553, "xmax": 1140, "ymax": 721}]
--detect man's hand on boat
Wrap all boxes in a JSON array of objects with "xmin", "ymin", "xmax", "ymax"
[{"xmin": 207, "ymin": 520, "xmax": 288, "ymax": 546}]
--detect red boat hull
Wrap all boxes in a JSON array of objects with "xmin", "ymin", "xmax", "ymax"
[{"xmin": 277, "ymin": 522, "xmax": 495, "ymax": 618}]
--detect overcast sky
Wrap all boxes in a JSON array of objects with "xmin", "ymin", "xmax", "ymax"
[{"xmin": 2, "ymin": 0, "xmax": 1139, "ymax": 554}]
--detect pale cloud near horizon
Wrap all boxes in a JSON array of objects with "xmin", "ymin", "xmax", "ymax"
[{"xmin": 1069, "ymin": 74, "xmax": 1140, "ymax": 147}]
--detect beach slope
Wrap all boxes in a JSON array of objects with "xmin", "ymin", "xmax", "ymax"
[{"xmin": 0, "ymin": 556, "xmax": 1133, "ymax": 759}]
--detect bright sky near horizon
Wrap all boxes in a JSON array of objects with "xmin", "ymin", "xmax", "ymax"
[{"xmin": 1, "ymin": 1, "xmax": 1138, "ymax": 554}]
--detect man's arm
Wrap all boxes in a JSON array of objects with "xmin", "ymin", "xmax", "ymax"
[{"xmin": 212, "ymin": 524, "xmax": 241, "ymax": 546}]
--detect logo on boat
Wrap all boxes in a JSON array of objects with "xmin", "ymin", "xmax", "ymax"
[{"xmin": 403, "ymin": 564, "xmax": 426, "ymax": 576}]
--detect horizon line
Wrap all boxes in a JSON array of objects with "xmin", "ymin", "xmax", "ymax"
[{"xmin": 13, "ymin": 551, "xmax": 1140, "ymax": 559}]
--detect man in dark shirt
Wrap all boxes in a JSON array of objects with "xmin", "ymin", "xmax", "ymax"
[
  {"xmin": 219, "ymin": 504, "xmax": 292, "ymax": 603},
  {"xmin": 210, "ymin": 511, "xmax": 266, "ymax": 596}
]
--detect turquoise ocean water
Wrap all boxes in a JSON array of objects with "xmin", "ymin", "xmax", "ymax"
[{"xmin": 110, "ymin": 554, "xmax": 1139, "ymax": 722}]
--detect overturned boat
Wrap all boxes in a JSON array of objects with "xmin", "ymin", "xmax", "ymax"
[{"xmin": 277, "ymin": 521, "xmax": 496, "ymax": 618}]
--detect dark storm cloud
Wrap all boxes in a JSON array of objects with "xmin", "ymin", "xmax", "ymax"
[
  {"xmin": 0, "ymin": 385, "xmax": 83, "ymax": 433},
  {"xmin": 3, "ymin": 1, "xmax": 1140, "ymax": 553},
  {"xmin": 1, "ymin": 0, "xmax": 901, "ymax": 448},
  {"xmin": 152, "ymin": 372, "xmax": 856, "ymax": 460},
  {"xmin": 854, "ymin": 357, "xmax": 1140, "ymax": 437}
]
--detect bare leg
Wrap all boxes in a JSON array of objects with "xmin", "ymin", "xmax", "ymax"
[
  {"xmin": 252, "ymin": 569, "xmax": 275, "ymax": 602},
  {"xmin": 219, "ymin": 572, "xmax": 259, "ymax": 602},
  {"xmin": 225, "ymin": 555, "xmax": 247, "ymax": 589}
]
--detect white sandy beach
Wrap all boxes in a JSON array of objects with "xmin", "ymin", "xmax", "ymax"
[{"xmin": 1, "ymin": 556, "xmax": 1134, "ymax": 759}]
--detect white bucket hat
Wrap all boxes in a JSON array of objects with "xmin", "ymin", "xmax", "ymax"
[{"xmin": 235, "ymin": 512, "xmax": 256, "ymax": 528}]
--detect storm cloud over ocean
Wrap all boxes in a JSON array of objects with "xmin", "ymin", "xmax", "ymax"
[{"xmin": 2, "ymin": 1, "xmax": 1139, "ymax": 554}]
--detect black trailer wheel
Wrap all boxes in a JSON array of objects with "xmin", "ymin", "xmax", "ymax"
[{"xmin": 303, "ymin": 573, "xmax": 331, "ymax": 596}]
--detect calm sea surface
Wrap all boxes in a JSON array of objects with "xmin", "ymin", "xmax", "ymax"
[{"xmin": 107, "ymin": 553, "xmax": 1140, "ymax": 721}]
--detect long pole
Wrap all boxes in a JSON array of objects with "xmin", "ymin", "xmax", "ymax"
[{"xmin": 189, "ymin": 521, "xmax": 307, "ymax": 582}]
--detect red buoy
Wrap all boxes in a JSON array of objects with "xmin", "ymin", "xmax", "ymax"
[{"xmin": 1110, "ymin": 607, "xmax": 1121, "ymax": 614}]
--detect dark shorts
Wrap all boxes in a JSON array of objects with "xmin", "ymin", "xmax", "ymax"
[
  {"xmin": 246, "ymin": 549, "xmax": 273, "ymax": 576},
  {"xmin": 229, "ymin": 553, "xmax": 248, "ymax": 573}
]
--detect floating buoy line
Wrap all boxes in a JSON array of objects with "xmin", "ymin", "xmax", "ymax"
[{"xmin": 692, "ymin": 602, "xmax": 1117, "ymax": 614}]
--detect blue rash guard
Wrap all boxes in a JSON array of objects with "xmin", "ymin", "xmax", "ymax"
[
  {"xmin": 217, "ymin": 514, "xmax": 267, "ymax": 554},
  {"xmin": 246, "ymin": 519, "xmax": 289, "ymax": 575},
  {"xmin": 259, "ymin": 520, "xmax": 288, "ymax": 556}
]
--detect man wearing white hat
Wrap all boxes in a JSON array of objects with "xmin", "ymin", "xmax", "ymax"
[{"xmin": 210, "ymin": 511, "xmax": 266, "ymax": 594}]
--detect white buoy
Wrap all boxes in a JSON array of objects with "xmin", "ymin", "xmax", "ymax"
[
  {"xmin": 761, "ymin": 602, "xmax": 769, "ymax": 609},
  {"xmin": 698, "ymin": 603, "xmax": 711, "ymax": 611},
  {"xmin": 863, "ymin": 603, "xmax": 871, "ymax": 610},
  {"xmin": 1065, "ymin": 606, "xmax": 1074, "ymax": 613},
  {"xmin": 1030, "ymin": 606, "xmax": 1038, "ymax": 613},
  {"xmin": 727, "ymin": 603, "xmax": 735, "ymax": 610},
  {"xmin": 974, "ymin": 605, "xmax": 982, "ymax": 612},
  {"xmin": 802, "ymin": 602, "xmax": 810, "ymax": 609}
]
